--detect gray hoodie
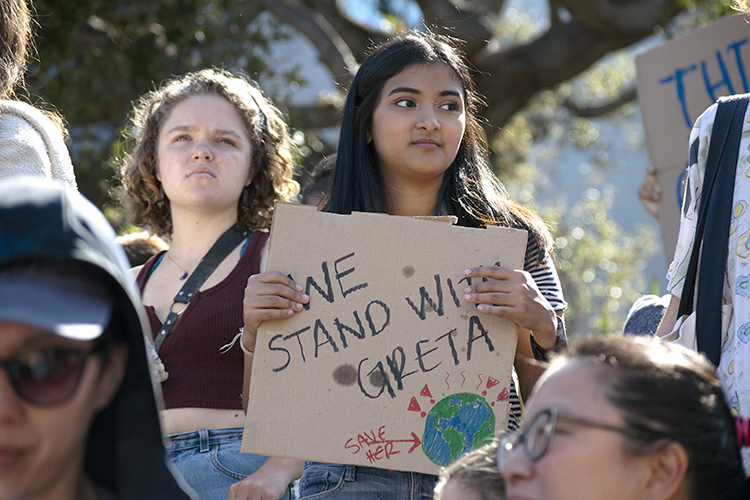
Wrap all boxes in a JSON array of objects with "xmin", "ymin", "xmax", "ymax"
[{"xmin": 0, "ymin": 101, "xmax": 76, "ymax": 188}]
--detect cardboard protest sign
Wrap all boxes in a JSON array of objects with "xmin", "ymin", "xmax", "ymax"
[
  {"xmin": 655, "ymin": 166, "xmax": 687, "ymax": 265},
  {"xmin": 243, "ymin": 202, "xmax": 526, "ymax": 474},
  {"xmin": 636, "ymin": 13, "xmax": 750, "ymax": 261},
  {"xmin": 637, "ymin": 14, "xmax": 750, "ymax": 172}
]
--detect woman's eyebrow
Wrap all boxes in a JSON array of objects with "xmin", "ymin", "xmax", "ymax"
[
  {"xmin": 386, "ymin": 87, "xmax": 462, "ymax": 99},
  {"xmin": 215, "ymin": 129, "xmax": 244, "ymax": 140},
  {"xmin": 440, "ymin": 90, "xmax": 462, "ymax": 98},
  {"xmin": 165, "ymin": 125, "xmax": 243, "ymax": 140},
  {"xmin": 387, "ymin": 86, "xmax": 420, "ymax": 96},
  {"xmin": 165, "ymin": 124, "xmax": 199, "ymax": 135}
]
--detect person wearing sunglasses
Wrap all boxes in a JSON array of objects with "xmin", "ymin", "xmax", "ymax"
[
  {"xmin": 500, "ymin": 335, "xmax": 748, "ymax": 500},
  {"xmin": 0, "ymin": 177, "xmax": 194, "ymax": 500}
]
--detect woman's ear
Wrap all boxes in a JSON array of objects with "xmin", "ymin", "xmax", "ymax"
[
  {"xmin": 644, "ymin": 441, "xmax": 689, "ymax": 500},
  {"xmin": 93, "ymin": 344, "xmax": 129, "ymax": 411}
]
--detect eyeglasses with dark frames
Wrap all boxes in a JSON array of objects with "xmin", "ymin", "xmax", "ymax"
[{"xmin": 497, "ymin": 408, "xmax": 644, "ymax": 470}]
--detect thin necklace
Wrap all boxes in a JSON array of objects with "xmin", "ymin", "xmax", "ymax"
[{"xmin": 166, "ymin": 251, "xmax": 202, "ymax": 280}]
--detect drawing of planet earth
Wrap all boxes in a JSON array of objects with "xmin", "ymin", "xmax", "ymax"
[{"xmin": 422, "ymin": 392, "xmax": 495, "ymax": 466}]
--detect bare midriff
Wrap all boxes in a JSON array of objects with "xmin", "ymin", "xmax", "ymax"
[{"xmin": 161, "ymin": 407, "xmax": 246, "ymax": 436}]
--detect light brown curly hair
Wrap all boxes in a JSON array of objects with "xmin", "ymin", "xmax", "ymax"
[
  {"xmin": 735, "ymin": 0, "xmax": 750, "ymax": 13},
  {"xmin": 119, "ymin": 68, "xmax": 299, "ymax": 237},
  {"xmin": 0, "ymin": 0, "xmax": 31, "ymax": 99}
]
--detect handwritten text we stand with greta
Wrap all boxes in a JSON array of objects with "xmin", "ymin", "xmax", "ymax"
[{"xmin": 266, "ymin": 250, "xmax": 503, "ymax": 400}]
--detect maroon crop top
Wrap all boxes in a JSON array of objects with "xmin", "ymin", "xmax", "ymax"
[{"xmin": 136, "ymin": 231, "xmax": 269, "ymax": 410}]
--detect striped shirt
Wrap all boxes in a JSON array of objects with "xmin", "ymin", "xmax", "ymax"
[{"xmin": 507, "ymin": 236, "xmax": 567, "ymax": 430}]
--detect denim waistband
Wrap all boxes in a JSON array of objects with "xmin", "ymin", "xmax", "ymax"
[{"xmin": 165, "ymin": 427, "xmax": 244, "ymax": 453}]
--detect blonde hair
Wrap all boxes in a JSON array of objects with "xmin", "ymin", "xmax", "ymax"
[
  {"xmin": 119, "ymin": 68, "xmax": 298, "ymax": 236},
  {"xmin": 735, "ymin": 0, "xmax": 750, "ymax": 13}
]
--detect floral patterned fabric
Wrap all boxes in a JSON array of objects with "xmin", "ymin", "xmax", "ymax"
[{"xmin": 667, "ymin": 99, "xmax": 750, "ymax": 471}]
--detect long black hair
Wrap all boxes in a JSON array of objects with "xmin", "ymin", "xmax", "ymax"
[{"xmin": 326, "ymin": 30, "xmax": 551, "ymax": 261}]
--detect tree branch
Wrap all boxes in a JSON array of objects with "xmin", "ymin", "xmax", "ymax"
[
  {"xmin": 415, "ymin": 0, "xmax": 456, "ymax": 21},
  {"xmin": 261, "ymin": 0, "xmax": 358, "ymax": 86},
  {"xmin": 557, "ymin": 0, "xmax": 673, "ymax": 35},
  {"xmin": 480, "ymin": 0, "xmax": 507, "ymax": 13},
  {"xmin": 475, "ymin": 0, "xmax": 685, "ymax": 127},
  {"xmin": 287, "ymin": 102, "xmax": 340, "ymax": 130},
  {"xmin": 562, "ymin": 86, "xmax": 637, "ymax": 118},
  {"xmin": 273, "ymin": 0, "xmax": 684, "ymax": 130},
  {"xmin": 548, "ymin": 0, "xmax": 563, "ymax": 25},
  {"xmin": 415, "ymin": 0, "xmax": 496, "ymax": 52},
  {"xmin": 304, "ymin": 0, "xmax": 386, "ymax": 62},
  {"xmin": 238, "ymin": 2, "xmax": 265, "ymax": 21}
]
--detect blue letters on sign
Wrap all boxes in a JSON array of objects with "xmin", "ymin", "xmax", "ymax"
[
  {"xmin": 659, "ymin": 38, "xmax": 749, "ymax": 129},
  {"xmin": 728, "ymin": 40, "xmax": 749, "ymax": 94},
  {"xmin": 701, "ymin": 50, "xmax": 735, "ymax": 101},
  {"xmin": 660, "ymin": 65, "xmax": 698, "ymax": 128}
]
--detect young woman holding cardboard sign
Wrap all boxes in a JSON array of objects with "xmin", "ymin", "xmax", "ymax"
[{"xmin": 243, "ymin": 31, "xmax": 566, "ymax": 500}]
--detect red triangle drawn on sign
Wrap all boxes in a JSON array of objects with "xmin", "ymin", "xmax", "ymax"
[
  {"xmin": 407, "ymin": 397, "xmax": 421, "ymax": 412},
  {"xmin": 420, "ymin": 384, "xmax": 432, "ymax": 398},
  {"xmin": 486, "ymin": 377, "xmax": 500, "ymax": 389},
  {"xmin": 497, "ymin": 387, "xmax": 509, "ymax": 401}
]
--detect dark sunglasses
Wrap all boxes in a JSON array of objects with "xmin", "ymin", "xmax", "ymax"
[{"xmin": 0, "ymin": 345, "xmax": 103, "ymax": 406}]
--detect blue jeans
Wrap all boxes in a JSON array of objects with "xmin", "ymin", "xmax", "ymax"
[
  {"xmin": 165, "ymin": 427, "xmax": 292, "ymax": 500},
  {"xmin": 298, "ymin": 462, "xmax": 437, "ymax": 500}
]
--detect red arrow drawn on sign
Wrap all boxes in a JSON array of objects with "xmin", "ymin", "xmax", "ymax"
[{"xmin": 369, "ymin": 432, "xmax": 422, "ymax": 454}]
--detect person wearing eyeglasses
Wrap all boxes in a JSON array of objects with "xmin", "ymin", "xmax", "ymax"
[
  {"xmin": 0, "ymin": 177, "xmax": 194, "ymax": 500},
  {"xmin": 499, "ymin": 335, "xmax": 747, "ymax": 500}
]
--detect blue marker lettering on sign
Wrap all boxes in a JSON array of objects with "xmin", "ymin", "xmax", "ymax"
[
  {"xmin": 660, "ymin": 65, "xmax": 698, "ymax": 128},
  {"xmin": 702, "ymin": 50, "xmax": 735, "ymax": 102},
  {"xmin": 727, "ymin": 38, "xmax": 750, "ymax": 93},
  {"xmin": 658, "ymin": 38, "xmax": 750, "ymax": 129}
]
